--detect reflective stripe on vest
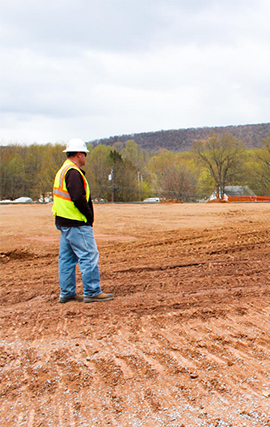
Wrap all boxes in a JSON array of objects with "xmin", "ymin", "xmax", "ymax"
[
  {"xmin": 53, "ymin": 163, "xmax": 81, "ymax": 200},
  {"xmin": 52, "ymin": 188, "xmax": 71, "ymax": 200}
]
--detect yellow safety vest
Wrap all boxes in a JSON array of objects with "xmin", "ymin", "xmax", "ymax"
[{"xmin": 52, "ymin": 159, "xmax": 90, "ymax": 223}]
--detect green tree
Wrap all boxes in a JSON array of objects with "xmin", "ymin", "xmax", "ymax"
[
  {"xmin": 196, "ymin": 167, "xmax": 216, "ymax": 200},
  {"xmin": 0, "ymin": 143, "xmax": 65, "ymax": 201},
  {"xmin": 193, "ymin": 133, "xmax": 245, "ymax": 199},
  {"xmin": 248, "ymin": 137, "xmax": 270, "ymax": 195},
  {"xmin": 121, "ymin": 140, "xmax": 152, "ymax": 201},
  {"xmin": 24, "ymin": 144, "xmax": 46, "ymax": 199},
  {"xmin": 37, "ymin": 143, "xmax": 65, "ymax": 201},
  {"xmin": 106, "ymin": 150, "xmax": 137, "ymax": 202},
  {"xmin": 86, "ymin": 144, "xmax": 112, "ymax": 200},
  {"xmin": 0, "ymin": 145, "xmax": 30, "ymax": 199},
  {"xmin": 0, "ymin": 146, "xmax": 14, "ymax": 199},
  {"xmin": 147, "ymin": 149, "xmax": 198, "ymax": 201},
  {"xmin": 122, "ymin": 140, "xmax": 152, "ymax": 168},
  {"xmin": 7, "ymin": 153, "xmax": 26, "ymax": 199}
]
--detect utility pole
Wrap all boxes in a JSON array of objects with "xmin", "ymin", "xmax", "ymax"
[
  {"xmin": 108, "ymin": 169, "xmax": 114, "ymax": 202},
  {"xmin": 137, "ymin": 171, "xmax": 141, "ymax": 201}
]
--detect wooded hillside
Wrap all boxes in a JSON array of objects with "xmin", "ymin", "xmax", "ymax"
[{"xmin": 90, "ymin": 123, "xmax": 270, "ymax": 152}]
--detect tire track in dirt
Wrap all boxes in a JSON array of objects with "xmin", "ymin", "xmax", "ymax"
[
  {"xmin": 1, "ymin": 204, "xmax": 270, "ymax": 426},
  {"xmin": 1, "ymin": 304, "xmax": 270, "ymax": 426}
]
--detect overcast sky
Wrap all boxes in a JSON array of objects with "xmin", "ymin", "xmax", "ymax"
[{"xmin": 0, "ymin": 0, "xmax": 269, "ymax": 145}]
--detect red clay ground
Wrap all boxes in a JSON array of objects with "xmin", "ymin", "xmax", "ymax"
[{"xmin": 1, "ymin": 202, "xmax": 270, "ymax": 426}]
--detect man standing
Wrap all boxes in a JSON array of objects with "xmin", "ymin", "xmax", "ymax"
[{"xmin": 52, "ymin": 138, "xmax": 114, "ymax": 304}]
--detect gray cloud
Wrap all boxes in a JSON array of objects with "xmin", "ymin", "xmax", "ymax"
[{"xmin": 0, "ymin": 0, "xmax": 269, "ymax": 144}]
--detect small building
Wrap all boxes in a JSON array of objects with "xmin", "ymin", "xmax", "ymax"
[{"xmin": 208, "ymin": 186, "xmax": 270, "ymax": 202}]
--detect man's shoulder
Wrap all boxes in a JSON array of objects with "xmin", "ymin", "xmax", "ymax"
[
  {"xmin": 66, "ymin": 167, "xmax": 85, "ymax": 175},
  {"xmin": 66, "ymin": 168, "xmax": 83, "ymax": 177}
]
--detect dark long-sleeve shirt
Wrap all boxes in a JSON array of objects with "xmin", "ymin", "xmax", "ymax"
[{"xmin": 55, "ymin": 168, "xmax": 94, "ymax": 227}]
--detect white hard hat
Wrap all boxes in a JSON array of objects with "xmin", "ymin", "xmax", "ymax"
[{"xmin": 63, "ymin": 138, "xmax": 90, "ymax": 153}]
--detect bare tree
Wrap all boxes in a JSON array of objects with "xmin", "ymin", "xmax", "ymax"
[{"xmin": 162, "ymin": 165, "xmax": 197, "ymax": 202}]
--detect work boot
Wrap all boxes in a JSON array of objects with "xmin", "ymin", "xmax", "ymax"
[
  {"xmin": 59, "ymin": 294, "xmax": 84, "ymax": 303},
  {"xmin": 84, "ymin": 292, "xmax": 114, "ymax": 303}
]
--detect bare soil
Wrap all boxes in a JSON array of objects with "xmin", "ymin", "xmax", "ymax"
[{"xmin": 1, "ymin": 202, "xmax": 270, "ymax": 427}]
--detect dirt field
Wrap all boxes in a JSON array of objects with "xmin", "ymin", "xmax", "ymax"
[{"xmin": 1, "ymin": 202, "xmax": 270, "ymax": 427}]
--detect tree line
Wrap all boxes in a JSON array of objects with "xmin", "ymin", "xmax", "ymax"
[
  {"xmin": 1, "ymin": 134, "xmax": 270, "ymax": 202},
  {"xmin": 91, "ymin": 123, "xmax": 270, "ymax": 152}
]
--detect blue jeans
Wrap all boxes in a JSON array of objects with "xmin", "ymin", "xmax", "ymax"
[{"xmin": 57, "ymin": 226, "xmax": 102, "ymax": 298}]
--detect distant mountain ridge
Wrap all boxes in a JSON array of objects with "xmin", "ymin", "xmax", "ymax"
[{"xmin": 90, "ymin": 123, "xmax": 270, "ymax": 152}]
